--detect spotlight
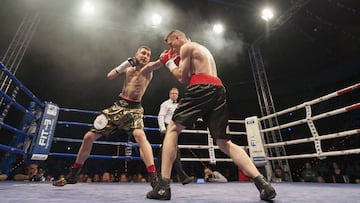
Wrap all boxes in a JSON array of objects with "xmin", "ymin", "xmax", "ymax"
[
  {"xmin": 213, "ymin": 23, "xmax": 224, "ymax": 34},
  {"xmin": 151, "ymin": 13, "xmax": 162, "ymax": 27},
  {"xmin": 81, "ymin": 1, "xmax": 95, "ymax": 16},
  {"xmin": 261, "ymin": 8, "xmax": 274, "ymax": 21}
]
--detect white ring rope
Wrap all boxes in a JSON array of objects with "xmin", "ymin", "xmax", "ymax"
[
  {"xmin": 259, "ymin": 82, "xmax": 359, "ymax": 121},
  {"xmin": 181, "ymin": 158, "xmax": 232, "ymax": 162},
  {"xmin": 261, "ymin": 103, "xmax": 360, "ymax": 133},
  {"xmin": 228, "ymin": 119, "xmax": 245, "ymax": 124},
  {"xmin": 264, "ymin": 129, "xmax": 360, "ymax": 148},
  {"xmin": 267, "ymin": 149, "xmax": 360, "ymax": 160},
  {"xmin": 258, "ymin": 83, "xmax": 359, "ymax": 160},
  {"xmin": 182, "ymin": 129, "xmax": 247, "ymax": 136}
]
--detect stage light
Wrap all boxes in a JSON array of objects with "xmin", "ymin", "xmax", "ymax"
[
  {"xmin": 151, "ymin": 13, "xmax": 162, "ymax": 27},
  {"xmin": 81, "ymin": 1, "xmax": 95, "ymax": 16},
  {"xmin": 261, "ymin": 8, "xmax": 274, "ymax": 21},
  {"xmin": 213, "ymin": 23, "xmax": 224, "ymax": 34}
]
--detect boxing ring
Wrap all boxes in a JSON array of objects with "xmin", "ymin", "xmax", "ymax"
[{"xmin": 0, "ymin": 62, "xmax": 359, "ymax": 202}]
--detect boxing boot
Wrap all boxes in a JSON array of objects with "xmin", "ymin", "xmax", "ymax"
[
  {"xmin": 52, "ymin": 167, "xmax": 81, "ymax": 187},
  {"xmin": 146, "ymin": 177, "xmax": 171, "ymax": 200},
  {"xmin": 253, "ymin": 174, "xmax": 276, "ymax": 201},
  {"xmin": 148, "ymin": 172, "xmax": 157, "ymax": 188}
]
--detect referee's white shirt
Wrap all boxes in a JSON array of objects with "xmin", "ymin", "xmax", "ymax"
[{"xmin": 158, "ymin": 99, "xmax": 178, "ymax": 132}]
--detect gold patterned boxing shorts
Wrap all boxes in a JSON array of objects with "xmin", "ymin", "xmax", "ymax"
[{"xmin": 91, "ymin": 97, "xmax": 144, "ymax": 136}]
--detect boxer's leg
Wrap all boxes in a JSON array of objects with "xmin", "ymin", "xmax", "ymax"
[{"xmin": 53, "ymin": 131, "xmax": 101, "ymax": 186}]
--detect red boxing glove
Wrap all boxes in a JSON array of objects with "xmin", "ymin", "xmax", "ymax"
[
  {"xmin": 173, "ymin": 55, "xmax": 180, "ymax": 66},
  {"xmin": 160, "ymin": 49, "xmax": 174, "ymax": 65}
]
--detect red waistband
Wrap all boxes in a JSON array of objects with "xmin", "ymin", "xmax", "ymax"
[{"xmin": 189, "ymin": 74, "xmax": 223, "ymax": 86}]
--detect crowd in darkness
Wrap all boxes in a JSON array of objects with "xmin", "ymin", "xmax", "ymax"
[
  {"xmin": 299, "ymin": 158, "xmax": 360, "ymax": 184},
  {"xmin": 1, "ymin": 155, "xmax": 359, "ymax": 184}
]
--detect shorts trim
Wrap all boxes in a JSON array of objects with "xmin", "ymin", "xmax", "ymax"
[{"xmin": 189, "ymin": 74, "xmax": 223, "ymax": 86}]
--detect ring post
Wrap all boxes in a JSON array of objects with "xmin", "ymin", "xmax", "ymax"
[
  {"xmin": 245, "ymin": 116, "xmax": 267, "ymax": 166},
  {"xmin": 29, "ymin": 102, "xmax": 59, "ymax": 160}
]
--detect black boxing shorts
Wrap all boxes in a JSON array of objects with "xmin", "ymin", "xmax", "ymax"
[
  {"xmin": 91, "ymin": 97, "xmax": 144, "ymax": 137},
  {"xmin": 173, "ymin": 74, "xmax": 230, "ymax": 140}
]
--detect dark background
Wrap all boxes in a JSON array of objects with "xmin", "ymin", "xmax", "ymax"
[{"xmin": 0, "ymin": 0, "xmax": 359, "ymax": 180}]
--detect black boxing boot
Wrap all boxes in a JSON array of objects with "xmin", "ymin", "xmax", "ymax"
[
  {"xmin": 148, "ymin": 172, "xmax": 157, "ymax": 188},
  {"xmin": 53, "ymin": 167, "xmax": 81, "ymax": 187},
  {"xmin": 253, "ymin": 174, "xmax": 276, "ymax": 201},
  {"xmin": 146, "ymin": 177, "xmax": 171, "ymax": 200},
  {"xmin": 65, "ymin": 166, "xmax": 81, "ymax": 184}
]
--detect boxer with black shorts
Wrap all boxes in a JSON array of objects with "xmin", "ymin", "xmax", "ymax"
[
  {"xmin": 147, "ymin": 30, "xmax": 276, "ymax": 201},
  {"xmin": 53, "ymin": 45, "xmax": 163, "ymax": 187}
]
